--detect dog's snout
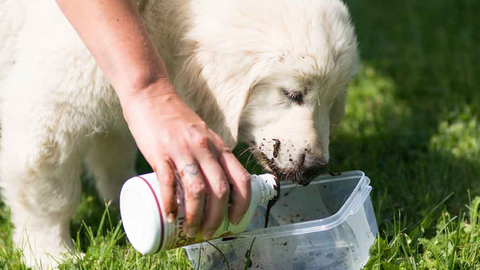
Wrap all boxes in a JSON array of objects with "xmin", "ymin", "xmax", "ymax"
[
  {"xmin": 298, "ymin": 152, "xmax": 328, "ymax": 186},
  {"xmin": 303, "ymin": 152, "xmax": 328, "ymax": 169}
]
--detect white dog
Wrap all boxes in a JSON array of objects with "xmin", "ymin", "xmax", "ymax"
[{"xmin": 0, "ymin": 0, "xmax": 358, "ymax": 267}]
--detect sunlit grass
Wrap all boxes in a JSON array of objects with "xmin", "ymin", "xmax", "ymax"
[{"xmin": 1, "ymin": 0, "xmax": 479, "ymax": 268}]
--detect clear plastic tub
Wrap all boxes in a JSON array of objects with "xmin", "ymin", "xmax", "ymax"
[{"xmin": 184, "ymin": 171, "xmax": 378, "ymax": 270}]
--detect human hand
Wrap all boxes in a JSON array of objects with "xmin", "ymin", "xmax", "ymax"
[
  {"xmin": 55, "ymin": 0, "xmax": 250, "ymax": 240},
  {"xmin": 122, "ymin": 78, "xmax": 251, "ymax": 240}
]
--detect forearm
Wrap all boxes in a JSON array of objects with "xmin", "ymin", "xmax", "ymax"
[{"xmin": 55, "ymin": 0, "xmax": 173, "ymax": 106}]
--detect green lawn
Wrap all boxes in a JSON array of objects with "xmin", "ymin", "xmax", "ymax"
[{"xmin": 1, "ymin": 0, "xmax": 480, "ymax": 269}]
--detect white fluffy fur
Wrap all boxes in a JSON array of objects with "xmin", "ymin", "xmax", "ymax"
[{"xmin": 0, "ymin": 0, "xmax": 357, "ymax": 268}]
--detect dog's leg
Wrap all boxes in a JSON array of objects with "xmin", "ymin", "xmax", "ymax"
[
  {"xmin": 0, "ymin": 113, "xmax": 85, "ymax": 269},
  {"xmin": 0, "ymin": 90, "xmax": 89, "ymax": 268},
  {"xmin": 85, "ymin": 123, "xmax": 138, "ymax": 202}
]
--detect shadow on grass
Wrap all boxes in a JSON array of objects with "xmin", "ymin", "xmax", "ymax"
[{"xmin": 328, "ymin": 0, "xmax": 480, "ymax": 235}]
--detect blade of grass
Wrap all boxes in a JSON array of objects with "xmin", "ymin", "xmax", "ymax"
[{"xmin": 243, "ymin": 237, "xmax": 256, "ymax": 270}]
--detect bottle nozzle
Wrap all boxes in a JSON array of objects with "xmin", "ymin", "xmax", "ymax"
[
  {"xmin": 264, "ymin": 174, "xmax": 281, "ymax": 228},
  {"xmin": 272, "ymin": 175, "xmax": 281, "ymax": 201}
]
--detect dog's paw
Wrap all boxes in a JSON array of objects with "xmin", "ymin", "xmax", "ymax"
[
  {"xmin": 22, "ymin": 247, "xmax": 84, "ymax": 270},
  {"xmin": 16, "ymin": 234, "xmax": 74, "ymax": 270},
  {"xmin": 21, "ymin": 249, "xmax": 64, "ymax": 270}
]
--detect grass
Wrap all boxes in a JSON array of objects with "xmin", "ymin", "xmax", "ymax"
[{"xmin": 1, "ymin": 0, "xmax": 480, "ymax": 268}]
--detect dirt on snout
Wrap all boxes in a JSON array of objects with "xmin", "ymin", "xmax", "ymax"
[{"xmin": 272, "ymin": 139, "xmax": 280, "ymax": 158}]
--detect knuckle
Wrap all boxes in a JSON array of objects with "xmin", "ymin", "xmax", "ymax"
[
  {"xmin": 159, "ymin": 173, "xmax": 175, "ymax": 186},
  {"xmin": 199, "ymin": 121, "xmax": 209, "ymax": 130},
  {"xmin": 194, "ymin": 135, "xmax": 210, "ymax": 149},
  {"xmin": 211, "ymin": 134, "xmax": 228, "ymax": 149},
  {"xmin": 184, "ymin": 213, "xmax": 198, "ymax": 224},
  {"xmin": 213, "ymin": 180, "xmax": 230, "ymax": 200},
  {"xmin": 238, "ymin": 170, "xmax": 251, "ymax": 185},
  {"xmin": 186, "ymin": 180, "xmax": 206, "ymax": 199},
  {"xmin": 220, "ymin": 145, "xmax": 232, "ymax": 154},
  {"xmin": 187, "ymin": 122, "xmax": 209, "ymax": 132}
]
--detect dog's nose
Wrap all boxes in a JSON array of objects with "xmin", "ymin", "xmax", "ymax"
[{"xmin": 298, "ymin": 153, "xmax": 328, "ymax": 186}]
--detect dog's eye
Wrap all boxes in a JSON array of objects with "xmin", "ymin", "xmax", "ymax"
[{"xmin": 282, "ymin": 89, "xmax": 304, "ymax": 105}]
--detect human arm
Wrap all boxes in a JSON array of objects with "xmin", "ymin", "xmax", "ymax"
[{"xmin": 55, "ymin": 0, "xmax": 251, "ymax": 240}]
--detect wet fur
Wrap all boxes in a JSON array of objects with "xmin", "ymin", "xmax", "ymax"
[{"xmin": 252, "ymin": 147, "xmax": 327, "ymax": 186}]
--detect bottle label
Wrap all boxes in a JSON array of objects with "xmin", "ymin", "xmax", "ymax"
[
  {"xmin": 153, "ymin": 173, "xmax": 275, "ymax": 251},
  {"xmin": 160, "ymin": 177, "xmax": 242, "ymax": 250},
  {"xmin": 168, "ymin": 211, "xmax": 236, "ymax": 250}
]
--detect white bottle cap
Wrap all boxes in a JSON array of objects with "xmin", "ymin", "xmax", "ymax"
[{"xmin": 120, "ymin": 174, "xmax": 164, "ymax": 255}]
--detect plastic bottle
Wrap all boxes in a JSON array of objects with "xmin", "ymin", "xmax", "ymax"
[{"xmin": 119, "ymin": 173, "xmax": 278, "ymax": 254}]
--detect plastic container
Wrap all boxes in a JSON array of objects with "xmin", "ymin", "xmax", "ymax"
[{"xmin": 184, "ymin": 171, "xmax": 378, "ymax": 270}]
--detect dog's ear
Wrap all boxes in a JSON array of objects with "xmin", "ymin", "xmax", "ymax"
[
  {"xmin": 208, "ymin": 63, "xmax": 265, "ymax": 149},
  {"xmin": 174, "ymin": 53, "xmax": 264, "ymax": 150},
  {"xmin": 329, "ymin": 89, "xmax": 347, "ymax": 138},
  {"xmin": 214, "ymin": 78, "xmax": 255, "ymax": 149}
]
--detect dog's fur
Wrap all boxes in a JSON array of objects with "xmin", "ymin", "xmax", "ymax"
[{"xmin": 0, "ymin": 0, "xmax": 358, "ymax": 267}]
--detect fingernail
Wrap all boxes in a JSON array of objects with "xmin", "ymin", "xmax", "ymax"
[
  {"xmin": 166, "ymin": 213, "xmax": 175, "ymax": 224},
  {"xmin": 231, "ymin": 214, "xmax": 246, "ymax": 225},
  {"xmin": 202, "ymin": 230, "xmax": 215, "ymax": 240},
  {"xmin": 187, "ymin": 227, "xmax": 198, "ymax": 238}
]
